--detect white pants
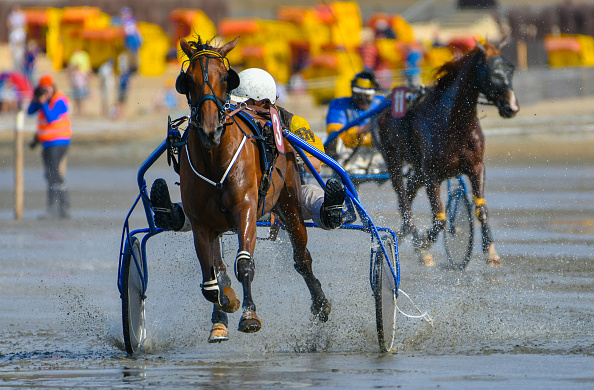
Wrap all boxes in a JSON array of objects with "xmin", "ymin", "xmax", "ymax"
[{"xmin": 300, "ymin": 183, "xmax": 324, "ymax": 228}]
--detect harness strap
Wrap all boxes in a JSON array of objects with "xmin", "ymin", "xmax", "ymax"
[
  {"xmin": 223, "ymin": 105, "xmax": 245, "ymax": 123},
  {"xmin": 184, "ymin": 135, "xmax": 247, "ymax": 189}
]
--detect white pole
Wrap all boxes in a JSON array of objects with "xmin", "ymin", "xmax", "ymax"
[{"xmin": 14, "ymin": 109, "xmax": 25, "ymax": 220}]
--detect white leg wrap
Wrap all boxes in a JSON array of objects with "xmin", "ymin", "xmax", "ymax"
[
  {"xmin": 201, "ymin": 278, "xmax": 219, "ymax": 292},
  {"xmin": 234, "ymin": 250, "xmax": 253, "ymax": 280}
]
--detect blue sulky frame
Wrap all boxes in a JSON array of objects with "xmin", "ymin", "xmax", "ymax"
[{"xmin": 117, "ymin": 115, "xmax": 400, "ymax": 309}]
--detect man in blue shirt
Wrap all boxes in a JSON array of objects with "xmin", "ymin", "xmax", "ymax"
[{"xmin": 325, "ymin": 71, "xmax": 385, "ymax": 164}]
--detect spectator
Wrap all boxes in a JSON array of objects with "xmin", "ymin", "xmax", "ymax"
[
  {"xmin": 358, "ymin": 28, "xmax": 380, "ymax": 71},
  {"xmin": 68, "ymin": 49, "xmax": 91, "ymax": 115},
  {"xmin": 403, "ymin": 45, "xmax": 423, "ymax": 89},
  {"xmin": 374, "ymin": 19, "xmax": 396, "ymax": 40},
  {"xmin": 0, "ymin": 72, "xmax": 32, "ymax": 112},
  {"xmin": 152, "ymin": 77, "xmax": 178, "ymax": 112},
  {"xmin": 121, "ymin": 7, "xmax": 142, "ymax": 72},
  {"xmin": 24, "ymin": 40, "xmax": 40, "ymax": 85},
  {"xmin": 115, "ymin": 52, "xmax": 133, "ymax": 119},
  {"xmin": 98, "ymin": 58, "xmax": 115, "ymax": 116},
  {"xmin": 27, "ymin": 74, "xmax": 72, "ymax": 219},
  {"xmin": 7, "ymin": 4, "xmax": 26, "ymax": 72}
]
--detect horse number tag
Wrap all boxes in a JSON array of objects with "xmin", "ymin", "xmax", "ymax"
[
  {"xmin": 390, "ymin": 86, "xmax": 409, "ymax": 119},
  {"xmin": 270, "ymin": 106, "xmax": 284, "ymax": 154}
]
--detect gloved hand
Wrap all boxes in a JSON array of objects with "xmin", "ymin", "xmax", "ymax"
[{"xmin": 29, "ymin": 136, "xmax": 39, "ymax": 150}]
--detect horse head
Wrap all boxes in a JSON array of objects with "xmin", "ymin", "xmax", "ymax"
[
  {"xmin": 178, "ymin": 37, "xmax": 240, "ymax": 148},
  {"xmin": 475, "ymin": 39, "xmax": 520, "ymax": 118}
]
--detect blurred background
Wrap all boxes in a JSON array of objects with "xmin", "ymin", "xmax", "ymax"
[{"xmin": 0, "ymin": 0, "xmax": 592, "ymax": 127}]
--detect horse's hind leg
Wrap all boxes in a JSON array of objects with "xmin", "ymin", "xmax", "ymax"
[
  {"xmin": 386, "ymin": 159, "xmax": 416, "ymax": 238},
  {"xmin": 418, "ymin": 179, "xmax": 447, "ymax": 267},
  {"xmin": 468, "ymin": 164, "xmax": 501, "ymax": 267},
  {"xmin": 275, "ymin": 188, "xmax": 331, "ymax": 322},
  {"xmin": 404, "ymin": 169, "xmax": 425, "ymax": 246}
]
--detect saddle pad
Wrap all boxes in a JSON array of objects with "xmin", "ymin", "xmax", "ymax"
[{"xmin": 390, "ymin": 86, "xmax": 410, "ymax": 119}]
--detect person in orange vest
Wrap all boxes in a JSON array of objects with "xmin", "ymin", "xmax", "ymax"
[{"xmin": 28, "ymin": 74, "xmax": 72, "ymax": 219}]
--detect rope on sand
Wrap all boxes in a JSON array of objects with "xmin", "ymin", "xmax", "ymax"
[{"xmin": 396, "ymin": 288, "xmax": 434, "ymax": 326}]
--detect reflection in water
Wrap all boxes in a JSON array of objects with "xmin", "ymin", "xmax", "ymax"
[{"xmin": 122, "ymin": 366, "xmax": 147, "ymax": 384}]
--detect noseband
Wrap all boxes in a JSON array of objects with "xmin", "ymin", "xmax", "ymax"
[{"xmin": 179, "ymin": 50, "xmax": 230, "ymax": 129}]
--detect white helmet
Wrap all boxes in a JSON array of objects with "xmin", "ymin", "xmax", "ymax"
[{"xmin": 229, "ymin": 68, "xmax": 277, "ymax": 104}]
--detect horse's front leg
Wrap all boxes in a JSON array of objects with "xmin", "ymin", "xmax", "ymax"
[
  {"xmin": 232, "ymin": 203, "xmax": 262, "ymax": 333},
  {"xmin": 209, "ymin": 237, "xmax": 234, "ymax": 343},
  {"xmin": 191, "ymin": 227, "xmax": 241, "ymax": 316},
  {"xmin": 275, "ymin": 185, "xmax": 331, "ymax": 323},
  {"xmin": 469, "ymin": 163, "xmax": 501, "ymax": 267}
]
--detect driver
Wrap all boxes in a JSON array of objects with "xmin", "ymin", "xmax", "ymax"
[
  {"xmin": 150, "ymin": 68, "xmax": 345, "ymax": 234},
  {"xmin": 325, "ymin": 70, "xmax": 385, "ymax": 159}
]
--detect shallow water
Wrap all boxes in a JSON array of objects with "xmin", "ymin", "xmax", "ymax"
[{"xmin": 0, "ymin": 161, "xmax": 592, "ymax": 388}]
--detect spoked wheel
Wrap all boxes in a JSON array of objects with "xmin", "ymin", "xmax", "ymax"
[
  {"xmin": 444, "ymin": 191, "xmax": 474, "ymax": 269},
  {"xmin": 372, "ymin": 235, "xmax": 397, "ymax": 353},
  {"xmin": 121, "ymin": 236, "xmax": 146, "ymax": 354}
]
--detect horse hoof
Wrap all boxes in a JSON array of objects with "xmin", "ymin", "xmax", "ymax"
[
  {"xmin": 220, "ymin": 287, "xmax": 241, "ymax": 313},
  {"xmin": 312, "ymin": 298, "xmax": 331, "ymax": 322},
  {"xmin": 238, "ymin": 310, "xmax": 261, "ymax": 333},
  {"xmin": 486, "ymin": 243, "xmax": 502, "ymax": 267},
  {"xmin": 420, "ymin": 252, "xmax": 435, "ymax": 267},
  {"xmin": 208, "ymin": 323, "xmax": 229, "ymax": 343}
]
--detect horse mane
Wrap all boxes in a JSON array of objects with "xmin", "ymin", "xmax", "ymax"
[
  {"xmin": 185, "ymin": 35, "xmax": 221, "ymax": 52},
  {"xmin": 433, "ymin": 41, "xmax": 500, "ymax": 92}
]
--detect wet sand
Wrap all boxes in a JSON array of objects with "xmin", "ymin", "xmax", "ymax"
[{"xmin": 0, "ymin": 98, "xmax": 593, "ymax": 388}]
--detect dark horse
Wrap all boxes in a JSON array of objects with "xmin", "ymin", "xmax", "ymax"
[
  {"xmin": 372, "ymin": 39, "xmax": 519, "ymax": 266},
  {"xmin": 176, "ymin": 37, "xmax": 330, "ymax": 339}
]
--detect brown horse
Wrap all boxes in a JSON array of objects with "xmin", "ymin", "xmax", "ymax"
[
  {"xmin": 177, "ymin": 37, "xmax": 330, "ymax": 337},
  {"xmin": 372, "ymin": 39, "xmax": 519, "ymax": 266}
]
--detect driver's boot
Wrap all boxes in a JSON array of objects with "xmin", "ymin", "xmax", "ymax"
[
  {"xmin": 150, "ymin": 179, "xmax": 185, "ymax": 231},
  {"xmin": 319, "ymin": 178, "xmax": 345, "ymax": 230}
]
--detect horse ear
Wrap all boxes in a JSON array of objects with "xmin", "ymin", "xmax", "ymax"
[
  {"xmin": 180, "ymin": 38, "xmax": 194, "ymax": 59},
  {"xmin": 475, "ymin": 38, "xmax": 487, "ymax": 54},
  {"xmin": 219, "ymin": 36, "xmax": 240, "ymax": 57}
]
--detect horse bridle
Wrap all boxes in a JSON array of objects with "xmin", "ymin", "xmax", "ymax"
[
  {"xmin": 176, "ymin": 49, "xmax": 240, "ymax": 128},
  {"xmin": 475, "ymin": 54, "xmax": 515, "ymax": 105}
]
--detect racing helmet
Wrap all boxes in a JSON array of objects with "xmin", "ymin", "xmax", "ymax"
[
  {"xmin": 351, "ymin": 70, "xmax": 379, "ymax": 106},
  {"xmin": 351, "ymin": 70, "xmax": 379, "ymax": 94},
  {"xmin": 229, "ymin": 68, "xmax": 277, "ymax": 104}
]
